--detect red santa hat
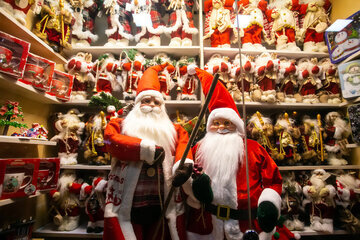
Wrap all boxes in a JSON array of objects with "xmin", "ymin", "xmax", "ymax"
[
  {"xmin": 195, "ymin": 68, "xmax": 244, "ymax": 134},
  {"xmin": 135, "ymin": 64, "xmax": 168, "ymax": 105}
]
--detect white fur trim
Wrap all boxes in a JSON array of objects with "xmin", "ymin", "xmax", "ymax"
[
  {"xmin": 140, "ymin": 139, "xmax": 156, "ymax": 165},
  {"xmin": 181, "ymin": 10, "xmax": 198, "ymax": 35},
  {"xmin": 207, "ymin": 108, "xmax": 244, "ymax": 134},
  {"xmin": 165, "ymin": 10, "xmax": 183, "ymax": 34},
  {"xmin": 80, "ymin": 183, "xmax": 89, "ymax": 200},
  {"xmin": 95, "ymin": 179, "xmax": 107, "ymax": 192},
  {"xmin": 324, "ymin": 144, "xmax": 340, "ymax": 153},
  {"xmin": 258, "ymin": 188, "xmax": 281, "ymax": 217},
  {"xmin": 172, "ymin": 158, "xmax": 194, "ymax": 175},
  {"xmin": 259, "ymin": 228, "xmax": 276, "ymax": 240},
  {"xmin": 135, "ymin": 90, "xmax": 164, "ymax": 105},
  {"xmin": 187, "ymin": 64, "xmax": 197, "ymax": 75}
]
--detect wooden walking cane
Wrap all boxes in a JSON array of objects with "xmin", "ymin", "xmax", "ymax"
[
  {"xmin": 151, "ymin": 73, "xmax": 220, "ymax": 240},
  {"xmin": 317, "ymin": 114, "xmax": 324, "ymax": 161}
]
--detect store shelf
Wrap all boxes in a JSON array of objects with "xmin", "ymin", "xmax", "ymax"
[
  {"xmin": 63, "ymin": 46, "xmax": 201, "ymax": 59},
  {"xmin": 236, "ymin": 102, "xmax": 342, "ymax": 110},
  {"xmin": 0, "ymin": 73, "xmax": 61, "ymax": 104},
  {"xmin": 339, "ymin": 97, "xmax": 360, "ymax": 107},
  {"xmin": 0, "ymin": 192, "xmax": 41, "ymax": 207},
  {"xmin": 278, "ymin": 165, "xmax": 360, "ymax": 171},
  {"xmin": 0, "ymin": 136, "xmax": 57, "ymax": 145},
  {"xmin": 0, "ymin": 9, "xmax": 67, "ymax": 64},
  {"xmin": 60, "ymin": 164, "xmax": 111, "ymax": 170},
  {"xmin": 33, "ymin": 222, "xmax": 102, "ymax": 239},
  {"xmin": 203, "ymin": 47, "xmax": 330, "ymax": 61},
  {"xmin": 293, "ymin": 226, "xmax": 348, "ymax": 236}
]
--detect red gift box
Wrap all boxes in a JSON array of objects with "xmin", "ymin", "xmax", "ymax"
[
  {"xmin": 37, "ymin": 158, "xmax": 60, "ymax": 191},
  {"xmin": 47, "ymin": 70, "xmax": 74, "ymax": 102}
]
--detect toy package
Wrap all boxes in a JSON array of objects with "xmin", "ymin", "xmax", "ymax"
[
  {"xmin": 47, "ymin": 70, "xmax": 74, "ymax": 102},
  {"xmin": 338, "ymin": 59, "xmax": 360, "ymax": 99},
  {"xmin": 0, "ymin": 31, "xmax": 30, "ymax": 77},
  {"xmin": 37, "ymin": 158, "xmax": 60, "ymax": 191},
  {"xmin": 325, "ymin": 11, "xmax": 360, "ymax": 64},
  {"xmin": 19, "ymin": 53, "xmax": 55, "ymax": 91}
]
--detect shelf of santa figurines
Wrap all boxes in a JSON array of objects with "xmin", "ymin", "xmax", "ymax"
[
  {"xmin": 60, "ymin": 164, "xmax": 111, "ymax": 170},
  {"xmin": 32, "ymin": 222, "xmax": 102, "ymax": 238},
  {"xmin": 0, "ymin": 136, "xmax": 57, "ymax": 146},
  {"xmin": 0, "ymin": 9, "xmax": 67, "ymax": 64},
  {"xmin": 63, "ymin": 46, "xmax": 202, "ymax": 59},
  {"xmin": 203, "ymin": 47, "xmax": 330, "ymax": 61},
  {"xmin": 278, "ymin": 165, "xmax": 360, "ymax": 171},
  {"xmin": 236, "ymin": 102, "xmax": 343, "ymax": 110},
  {"xmin": 0, "ymin": 191, "xmax": 42, "ymax": 207}
]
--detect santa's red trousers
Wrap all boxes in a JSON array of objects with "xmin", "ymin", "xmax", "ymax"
[
  {"xmin": 242, "ymin": 25, "xmax": 263, "ymax": 44},
  {"xmin": 276, "ymin": 28, "xmax": 296, "ymax": 43},
  {"xmin": 304, "ymin": 29, "xmax": 324, "ymax": 43},
  {"xmin": 324, "ymin": 82, "xmax": 340, "ymax": 94},
  {"xmin": 237, "ymin": 79, "xmax": 251, "ymax": 92},
  {"xmin": 282, "ymin": 81, "xmax": 295, "ymax": 95},
  {"xmin": 96, "ymin": 78, "xmax": 112, "ymax": 93},
  {"xmin": 259, "ymin": 77, "xmax": 275, "ymax": 91},
  {"xmin": 171, "ymin": 28, "xmax": 192, "ymax": 40},
  {"xmin": 210, "ymin": 28, "xmax": 231, "ymax": 47},
  {"xmin": 300, "ymin": 82, "xmax": 316, "ymax": 96}
]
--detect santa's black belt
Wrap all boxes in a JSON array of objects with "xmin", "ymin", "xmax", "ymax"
[{"xmin": 205, "ymin": 203, "xmax": 257, "ymax": 221}]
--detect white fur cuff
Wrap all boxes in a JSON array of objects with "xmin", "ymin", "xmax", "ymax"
[
  {"xmin": 140, "ymin": 139, "xmax": 156, "ymax": 165},
  {"xmin": 172, "ymin": 158, "xmax": 194, "ymax": 175},
  {"xmin": 258, "ymin": 188, "xmax": 281, "ymax": 217},
  {"xmin": 95, "ymin": 180, "xmax": 107, "ymax": 192}
]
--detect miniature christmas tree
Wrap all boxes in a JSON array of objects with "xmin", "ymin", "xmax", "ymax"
[{"xmin": 0, "ymin": 100, "xmax": 27, "ymax": 135}]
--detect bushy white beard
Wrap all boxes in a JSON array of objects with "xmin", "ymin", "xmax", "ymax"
[
  {"xmin": 310, "ymin": 175, "xmax": 325, "ymax": 191},
  {"xmin": 197, "ymin": 132, "xmax": 244, "ymax": 208},
  {"xmin": 58, "ymin": 173, "xmax": 79, "ymax": 209},
  {"xmin": 337, "ymin": 174, "xmax": 357, "ymax": 190}
]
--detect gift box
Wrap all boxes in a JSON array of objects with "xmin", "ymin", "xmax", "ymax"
[
  {"xmin": 47, "ymin": 70, "xmax": 74, "ymax": 102},
  {"xmin": 19, "ymin": 53, "xmax": 55, "ymax": 91},
  {"xmin": 0, "ymin": 31, "xmax": 30, "ymax": 77},
  {"xmin": 338, "ymin": 59, "xmax": 360, "ymax": 99},
  {"xmin": 0, "ymin": 158, "xmax": 39, "ymax": 200},
  {"xmin": 37, "ymin": 158, "xmax": 60, "ymax": 191}
]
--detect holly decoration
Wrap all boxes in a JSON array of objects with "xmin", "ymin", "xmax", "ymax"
[{"xmin": 0, "ymin": 100, "xmax": 27, "ymax": 135}]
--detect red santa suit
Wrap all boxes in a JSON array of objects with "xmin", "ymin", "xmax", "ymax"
[
  {"xmin": 297, "ymin": 58, "xmax": 322, "ymax": 103},
  {"xmin": 176, "ymin": 61, "xmax": 198, "ymax": 100},
  {"xmin": 103, "ymin": 64, "xmax": 193, "ymax": 240},
  {"xmin": 92, "ymin": 55, "xmax": 120, "ymax": 94},
  {"xmin": 230, "ymin": 54, "xmax": 255, "ymax": 99}
]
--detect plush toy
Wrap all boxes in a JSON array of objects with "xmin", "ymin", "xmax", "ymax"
[
  {"xmin": 324, "ymin": 111, "xmax": 351, "ymax": 166},
  {"xmin": 297, "ymin": 58, "xmax": 322, "ymax": 103},
  {"xmin": 0, "ymin": 0, "xmax": 36, "ymax": 25},
  {"xmin": 277, "ymin": 57, "xmax": 301, "ymax": 103},
  {"xmin": 203, "ymin": 0, "xmax": 238, "ymax": 48},
  {"xmin": 296, "ymin": 0, "xmax": 331, "ymax": 52},
  {"xmin": 50, "ymin": 109, "xmax": 85, "ymax": 165},
  {"xmin": 318, "ymin": 58, "xmax": 342, "ymax": 104},
  {"xmin": 152, "ymin": 53, "xmax": 176, "ymax": 100},
  {"xmin": 300, "ymin": 116, "xmax": 324, "ymax": 165},
  {"xmin": 65, "ymin": 52, "xmax": 94, "ymax": 100},
  {"xmin": 49, "ymin": 170, "xmax": 80, "ymax": 231},
  {"xmin": 165, "ymin": 0, "xmax": 198, "ymax": 46},
  {"xmin": 174, "ymin": 57, "xmax": 198, "ymax": 100},
  {"xmin": 33, "ymin": 0, "xmax": 73, "ymax": 52},
  {"xmin": 91, "ymin": 54, "xmax": 121, "ymax": 95},
  {"xmin": 266, "ymin": 0, "xmax": 301, "ymax": 51},
  {"xmin": 281, "ymin": 171, "xmax": 305, "ymax": 231},
  {"xmin": 84, "ymin": 111, "xmax": 111, "ymax": 165},
  {"xmin": 235, "ymin": 0, "xmax": 269, "ymax": 50},
  {"xmin": 254, "ymin": 52, "xmax": 279, "ymax": 103},
  {"xmin": 119, "ymin": 50, "xmax": 145, "ymax": 101},
  {"xmin": 302, "ymin": 169, "xmax": 336, "ymax": 232},
  {"xmin": 205, "ymin": 54, "xmax": 232, "ymax": 86},
  {"xmin": 69, "ymin": 0, "xmax": 99, "ymax": 47},
  {"xmin": 69, "ymin": 176, "xmax": 108, "ymax": 233},
  {"xmin": 230, "ymin": 54, "xmax": 256, "ymax": 102}
]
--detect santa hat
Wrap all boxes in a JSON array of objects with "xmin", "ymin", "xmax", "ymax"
[
  {"xmin": 135, "ymin": 64, "xmax": 168, "ymax": 105},
  {"xmin": 195, "ymin": 68, "xmax": 244, "ymax": 134}
]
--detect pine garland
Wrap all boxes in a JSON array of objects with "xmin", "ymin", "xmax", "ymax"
[{"xmin": 89, "ymin": 92, "xmax": 123, "ymax": 111}]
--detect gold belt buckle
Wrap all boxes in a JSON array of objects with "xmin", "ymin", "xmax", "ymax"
[{"xmin": 216, "ymin": 204, "xmax": 230, "ymax": 220}]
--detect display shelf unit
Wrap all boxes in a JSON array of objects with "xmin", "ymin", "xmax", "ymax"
[
  {"xmin": 0, "ymin": 9, "xmax": 67, "ymax": 64},
  {"xmin": 0, "ymin": 192, "xmax": 42, "ymax": 207},
  {"xmin": 33, "ymin": 222, "xmax": 102, "ymax": 239},
  {"xmin": 236, "ymin": 102, "xmax": 343, "ymax": 110},
  {"xmin": 0, "ymin": 136, "xmax": 57, "ymax": 146},
  {"xmin": 60, "ymin": 164, "xmax": 111, "ymax": 170},
  {"xmin": 278, "ymin": 165, "xmax": 360, "ymax": 171}
]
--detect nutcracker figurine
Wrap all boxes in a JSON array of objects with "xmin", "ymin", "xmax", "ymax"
[
  {"xmin": 33, "ymin": 0, "xmax": 73, "ymax": 52},
  {"xmin": 0, "ymin": 0, "xmax": 36, "ymax": 25},
  {"xmin": 277, "ymin": 57, "xmax": 300, "ymax": 103},
  {"xmin": 92, "ymin": 54, "xmax": 121, "ymax": 95},
  {"xmin": 297, "ymin": 58, "xmax": 322, "ymax": 103},
  {"xmin": 318, "ymin": 58, "xmax": 342, "ymax": 104},
  {"xmin": 174, "ymin": 56, "xmax": 198, "ymax": 100},
  {"xmin": 152, "ymin": 53, "xmax": 176, "ymax": 100},
  {"xmin": 203, "ymin": 0, "xmax": 238, "ymax": 48},
  {"xmin": 65, "ymin": 52, "xmax": 94, "ymax": 100},
  {"xmin": 165, "ymin": 0, "xmax": 198, "ymax": 46}
]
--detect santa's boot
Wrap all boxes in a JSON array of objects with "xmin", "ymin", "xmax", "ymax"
[
  {"xmin": 87, "ymin": 221, "xmax": 96, "ymax": 233},
  {"xmin": 303, "ymin": 41, "xmax": 318, "ymax": 52},
  {"xmin": 316, "ymin": 42, "xmax": 328, "ymax": 53},
  {"xmin": 182, "ymin": 38, "xmax": 192, "ymax": 46},
  {"xmin": 310, "ymin": 216, "xmax": 323, "ymax": 231},
  {"xmin": 287, "ymin": 42, "xmax": 301, "ymax": 51},
  {"xmin": 104, "ymin": 38, "xmax": 117, "ymax": 47},
  {"xmin": 266, "ymin": 90, "xmax": 276, "ymax": 103},
  {"xmin": 242, "ymin": 42, "xmax": 256, "ymax": 50},
  {"xmin": 169, "ymin": 37, "xmax": 182, "ymax": 47},
  {"xmin": 136, "ymin": 38, "xmax": 148, "ymax": 47},
  {"xmin": 322, "ymin": 218, "xmax": 334, "ymax": 233},
  {"xmin": 293, "ymin": 216, "xmax": 305, "ymax": 231},
  {"xmin": 148, "ymin": 36, "xmax": 161, "ymax": 46},
  {"xmin": 117, "ymin": 38, "xmax": 129, "ymax": 47}
]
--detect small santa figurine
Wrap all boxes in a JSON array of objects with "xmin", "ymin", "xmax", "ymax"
[
  {"xmin": 50, "ymin": 109, "xmax": 85, "ymax": 165},
  {"xmin": 205, "ymin": 54, "xmax": 232, "ymax": 86},
  {"xmin": 303, "ymin": 169, "xmax": 336, "ymax": 232},
  {"xmin": 174, "ymin": 57, "xmax": 198, "ymax": 100},
  {"xmin": 151, "ymin": 53, "xmax": 176, "ymax": 100},
  {"xmin": 65, "ymin": 52, "xmax": 94, "ymax": 100},
  {"xmin": 69, "ymin": 176, "xmax": 108, "ymax": 233},
  {"xmin": 0, "ymin": 0, "xmax": 36, "ymax": 25},
  {"xmin": 297, "ymin": 58, "xmax": 322, "ymax": 103},
  {"xmin": 277, "ymin": 57, "xmax": 301, "ymax": 103},
  {"xmin": 203, "ymin": 0, "xmax": 238, "ymax": 48},
  {"xmin": 318, "ymin": 58, "xmax": 342, "ymax": 104}
]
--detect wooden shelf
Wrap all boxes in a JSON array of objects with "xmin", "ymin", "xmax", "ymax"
[
  {"xmin": 0, "ymin": 136, "xmax": 56, "ymax": 145},
  {"xmin": 0, "ymin": 9, "xmax": 67, "ymax": 64},
  {"xmin": 236, "ymin": 102, "xmax": 342, "ymax": 110},
  {"xmin": 60, "ymin": 164, "xmax": 111, "ymax": 170},
  {"xmin": 33, "ymin": 223, "xmax": 102, "ymax": 239},
  {"xmin": 278, "ymin": 165, "xmax": 360, "ymax": 171},
  {"xmin": 293, "ymin": 226, "xmax": 348, "ymax": 236},
  {"xmin": 0, "ymin": 192, "xmax": 41, "ymax": 207}
]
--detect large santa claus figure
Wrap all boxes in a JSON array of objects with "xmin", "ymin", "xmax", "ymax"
[
  {"xmin": 185, "ymin": 68, "xmax": 298, "ymax": 240},
  {"xmin": 102, "ymin": 63, "xmax": 194, "ymax": 240}
]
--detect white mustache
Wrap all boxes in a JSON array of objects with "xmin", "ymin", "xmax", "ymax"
[
  {"xmin": 140, "ymin": 105, "xmax": 161, "ymax": 114},
  {"xmin": 217, "ymin": 129, "xmax": 231, "ymax": 134}
]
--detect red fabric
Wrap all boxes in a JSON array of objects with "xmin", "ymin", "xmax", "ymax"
[
  {"xmin": 72, "ymin": 78, "xmax": 87, "ymax": 91},
  {"xmin": 237, "ymin": 79, "xmax": 251, "ymax": 92},
  {"xmin": 276, "ymin": 28, "xmax": 296, "ymax": 43},
  {"xmin": 304, "ymin": 29, "xmax": 324, "ymax": 43},
  {"xmin": 300, "ymin": 82, "xmax": 316, "ymax": 96},
  {"xmin": 69, "ymin": 182, "xmax": 82, "ymax": 194},
  {"xmin": 4, "ymin": 0, "xmax": 32, "ymax": 13},
  {"xmin": 136, "ymin": 64, "xmax": 167, "ymax": 95},
  {"xmin": 242, "ymin": 25, "xmax": 263, "ymax": 44},
  {"xmin": 258, "ymin": 77, "xmax": 275, "ymax": 91},
  {"xmin": 87, "ymin": 208, "xmax": 104, "ymax": 223},
  {"xmin": 58, "ymin": 138, "xmax": 80, "ymax": 153},
  {"xmin": 282, "ymin": 81, "xmax": 295, "ymax": 95},
  {"xmin": 324, "ymin": 82, "xmax": 340, "ymax": 94},
  {"xmin": 210, "ymin": 28, "xmax": 232, "ymax": 47},
  {"xmin": 104, "ymin": 217, "xmax": 125, "ymax": 240},
  {"xmin": 97, "ymin": 77, "xmax": 112, "ymax": 93}
]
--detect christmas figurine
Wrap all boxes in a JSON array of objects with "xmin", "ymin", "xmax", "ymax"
[
  {"xmin": 235, "ymin": 0, "xmax": 269, "ymax": 50},
  {"xmin": 318, "ymin": 58, "xmax": 342, "ymax": 104},
  {"xmin": 49, "ymin": 170, "xmax": 81, "ymax": 231},
  {"xmin": 174, "ymin": 56, "xmax": 198, "ymax": 100},
  {"xmin": 296, "ymin": 0, "xmax": 331, "ymax": 52},
  {"xmin": 297, "ymin": 58, "xmax": 322, "ymax": 103},
  {"xmin": 69, "ymin": 176, "xmax": 108, "ymax": 233},
  {"xmin": 205, "ymin": 54, "xmax": 232, "ymax": 86},
  {"xmin": 92, "ymin": 54, "xmax": 121, "ymax": 95},
  {"xmin": 230, "ymin": 53, "xmax": 256, "ymax": 102},
  {"xmin": 266, "ymin": 0, "xmax": 301, "ymax": 51},
  {"xmin": 165, "ymin": 0, "xmax": 198, "ymax": 46},
  {"xmin": 324, "ymin": 111, "xmax": 351, "ymax": 166},
  {"xmin": 152, "ymin": 53, "xmax": 176, "ymax": 100},
  {"xmin": 303, "ymin": 169, "xmax": 336, "ymax": 232},
  {"xmin": 254, "ymin": 52, "xmax": 279, "ymax": 103},
  {"xmin": 0, "ymin": 0, "xmax": 36, "ymax": 25},
  {"xmin": 65, "ymin": 52, "xmax": 94, "ymax": 100},
  {"xmin": 50, "ymin": 109, "xmax": 85, "ymax": 165},
  {"xmin": 203, "ymin": 0, "xmax": 238, "ymax": 48},
  {"xmin": 33, "ymin": 0, "xmax": 73, "ymax": 52},
  {"xmin": 119, "ymin": 49, "xmax": 146, "ymax": 101},
  {"xmin": 70, "ymin": 0, "xmax": 99, "ymax": 47},
  {"xmin": 277, "ymin": 57, "xmax": 301, "ymax": 103},
  {"xmin": 84, "ymin": 111, "xmax": 111, "ymax": 165}
]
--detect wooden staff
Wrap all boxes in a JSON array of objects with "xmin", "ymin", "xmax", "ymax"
[
  {"xmin": 317, "ymin": 114, "xmax": 324, "ymax": 161},
  {"xmin": 59, "ymin": 0, "xmax": 65, "ymax": 44}
]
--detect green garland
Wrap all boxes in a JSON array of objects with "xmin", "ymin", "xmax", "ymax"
[{"xmin": 89, "ymin": 92, "xmax": 123, "ymax": 111}]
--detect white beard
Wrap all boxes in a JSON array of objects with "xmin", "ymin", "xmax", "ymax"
[
  {"xmin": 58, "ymin": 173, "xmax": 79, "ymax": 209},
  {"xmin": 197, "ymin": 132, "xmax": 244, "ymax": 208},
  {"xmin": 310, "ymin": 175, "xmax": 325, "ymax": 191}
]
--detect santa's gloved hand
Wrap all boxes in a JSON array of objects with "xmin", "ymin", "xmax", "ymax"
[
  {"xmin": 257, "ymin": 201, "xmax": 279, "ymax": 233},
  {"xmin": 192, "ymin": 164, "xmax": 213, "ymax": 204},
  {"xmin": 172, "ymin": 163, "xmax": 193, "ymax": 187},
  {"xmin": 154, "ymin": 146, "xmax": 165, "ymax": 165}
]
